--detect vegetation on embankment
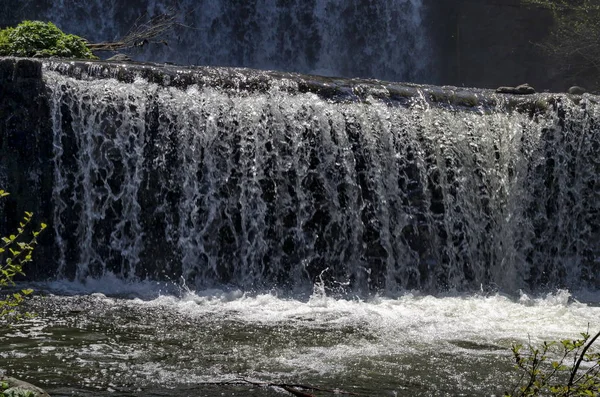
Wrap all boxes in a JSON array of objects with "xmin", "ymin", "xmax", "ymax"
[
  {"xmin": 521, "ymin": 0, "xmax": 600, "ymax": 90},
  {"xmin": 0, "ymin": 21, "xmax": 96, "ymax": 59},
  {"xmin": 0, "ymin": 12, "xmax": 177, "ymax": 60}
]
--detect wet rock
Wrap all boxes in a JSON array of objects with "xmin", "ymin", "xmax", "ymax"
[
  {"xmin": 568, "ymin": 85, "xmax": 587, "ymax": 95},
  {"xmin": 106, "ymin": 53, "xmax": 133, "ymax": 62},
  {"xmin": 0, "ymin": 375, "xmax": 51, "ymax": 397},
  {"xmin": 496, "ymin": 83, "xmax": 536, "ymax": 95},
  {"xmin": 0, "ymin": 57, "xmax": 54, "ymax": 278}
]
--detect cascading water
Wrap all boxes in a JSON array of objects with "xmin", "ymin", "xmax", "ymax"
[
  {"xmin": 1, "ymin": 59, "xmax": 600, "ymax": 397},
  {"xmin": 1, "ymin": 0, "xmax": 431, "ymax": 83},
  {"xmin": 44, "ymin": 65, "xmax": 600, "ymax": 294}
]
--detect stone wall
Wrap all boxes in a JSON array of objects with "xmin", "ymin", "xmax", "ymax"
[
  {"xmin": 428, "ymin": 0, "xmax": 563, "ymax": 91},
  {"xmin": 0, "ymin": 58, "xmax": 54, "ymax": 277}
]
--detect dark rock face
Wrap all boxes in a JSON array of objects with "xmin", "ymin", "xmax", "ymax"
[
  {"xmin": 428, "ymin": 0, "xmax": 563, "ymax": 90},
  {"xmin": 0, "ymin": 58, "xmax": 54, "ymax": 278}
]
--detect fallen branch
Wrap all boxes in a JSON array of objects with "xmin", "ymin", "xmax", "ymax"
[
  {"xmin": 281, "ymin": 385, "xmax": 316, "ymax": 397},
  {"xmin": 198, "ymin": 378, "xmax": 362, "ymax": 396},
  {"xmin": 87, "ymin": 9, "xmax": 180, "ymax": 52}
]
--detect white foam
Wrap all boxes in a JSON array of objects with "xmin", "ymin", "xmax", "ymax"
[
  {"xmin": 11, "ymin": 280, "xmax": 600, "ymax": 394},
  {"xmin": 34, "ymin": 277, "xmax": 600, "ymax": 349}
]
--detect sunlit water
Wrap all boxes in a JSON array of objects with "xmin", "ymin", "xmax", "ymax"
[
  {"xmin": 2, "ymin": 64, "xmax": 599, "ymax": 396},
  {"xmin": 44, "ymin": 69, "xmax": 600, "ymax": 293},
  {"xmin": 2, "ymin": 280, "xmax": 599, "ymax": 396}
]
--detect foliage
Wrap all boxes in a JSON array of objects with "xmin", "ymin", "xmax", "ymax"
[
  {"xmin": 0, "ymin": 27, "xmax": 13, "ymax": 57},
  {"xmin": 521, "ymin": 0, "xmax": 600, "ymax": 88},
  {"xmin": 0, "ymin": 380, "xmax": 35, "ymax": 397},
  {"xmin": 0, "ymin": 20, "xmax": 97, "ymax": 59},
  {"xmin": 505, "ymin": 330, "xmax": 600, "ymax": 396},
  {"xmin": 0, "ymin": 189, "xmax": 46, "ymax": 321}
]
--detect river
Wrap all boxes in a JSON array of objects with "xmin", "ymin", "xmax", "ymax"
[{"xmin": 2, "ymin": 280, "xmax": 598, "ymax": 396}]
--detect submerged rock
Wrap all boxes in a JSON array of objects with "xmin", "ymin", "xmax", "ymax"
[
  {"xmin": 568, "ymin": 85, "xmax": 587, "ymax": 95},
  {"xmin": 0, "ymin": 375, "xmax": 51, "ymax": 397},
  {"xmin": 106, "ymin": 53, "xmax": 133, "ymax": 62}
]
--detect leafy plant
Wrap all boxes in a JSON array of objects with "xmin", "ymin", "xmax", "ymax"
[
  {"xmin": 1, "ymin": 380, "xmax": 36, "ymax": 397},
  {"xmin": 0, "ymin": 20, "xmax": 96, "ymax": 59},
  {"xmin": 0, "ymin": 189, "xmax": 46, "ymax": 321},
  {"xmin": 0, "ymin": 27, "xmax": 14, "ymax": 56},
  {"xmin": 505, "ymin": 330, "xmax": 600, "ymax": 396}
]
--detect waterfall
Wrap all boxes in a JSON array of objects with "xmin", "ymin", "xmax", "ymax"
[
  {"xmin": 43, "ymin": 64, "xmax": 600, "ymax": 294},
  {"xmin": 2, "ymin": 0, "xmax": 431, "ymax": 83}
]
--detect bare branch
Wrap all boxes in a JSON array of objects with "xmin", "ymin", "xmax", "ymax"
[
  {"xmin": 567, "ymin": 330, "xmax": 600, "ymax": 390},
  {"xmin": 87, "ymin": 8, "xmax": 180, "ymax": 52}
]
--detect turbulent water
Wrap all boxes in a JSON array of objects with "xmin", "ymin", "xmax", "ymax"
[
  {"xmin": 2, "ymin": 283, "xmax": 599, "ymax": 396},
  {"xmin": 45, "ymin": 68, "xmax": 600, "ymax": 294},
  {"xmin": 1, "ymin": 0, "xmax": 431, "ymax": 82}
]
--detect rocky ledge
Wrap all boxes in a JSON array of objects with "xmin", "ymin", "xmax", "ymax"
[{"xmin": 2, "ymin": 57, "xmax": 595, "ymax": 116}]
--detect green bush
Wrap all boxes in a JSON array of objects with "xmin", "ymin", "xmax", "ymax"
[
  {"xmin": 0, "ymin": 20, "xmax": 96, "ymax": 59},
  {"xmin": 0, "ymin": 27, "xmax": 14, "ymax": 56},
  {"xmin": 0, "ymin": 189, "xmax": 46, "ymax": 321},
  {"xmin": 505, "ymin": 330, "xmax": 600, "ymax": 396}
]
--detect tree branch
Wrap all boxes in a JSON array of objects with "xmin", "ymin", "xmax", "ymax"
[
  {"xmin": 568, "ymin": 330, "xmax": 600, "ymax": 391},
  {"xmin": 87, "ymin": 8, "xmax": 180, "ymax": 52}
]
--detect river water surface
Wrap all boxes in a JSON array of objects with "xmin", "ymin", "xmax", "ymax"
[{"xmin": 1, "ymin": 280, "xmax": 598, "ymax": 396}]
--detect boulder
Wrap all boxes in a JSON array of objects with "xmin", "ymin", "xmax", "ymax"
[
  {"xmin": 568, "ymin": 86, "xmax": 587, "ymax": 95},
  {"xmin": 106, "ymin": 53, "xmax": 133, "ymax": 62},
  {"xmin": 496, "ymin": 83, "xmax": 536, "ymax": 95},
  {"xmin": 0, "ymin": 375, "xmax": 51, "ymax": 397}
]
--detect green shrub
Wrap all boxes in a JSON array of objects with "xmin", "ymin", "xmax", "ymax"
[
  {"xmin": 0, "ymin": 27, "xmax": 13, "ymax": 56},
  {"xmin": 0, "ymin": 189, "xmax": 46, "ymax": 321},
  {"xmin": 505, "ymin": 330, "xmax": 600, "ymax": 396},
  {"xmin": 0, "ymin": 20, "xmax": 96, "ymax": 59}
]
